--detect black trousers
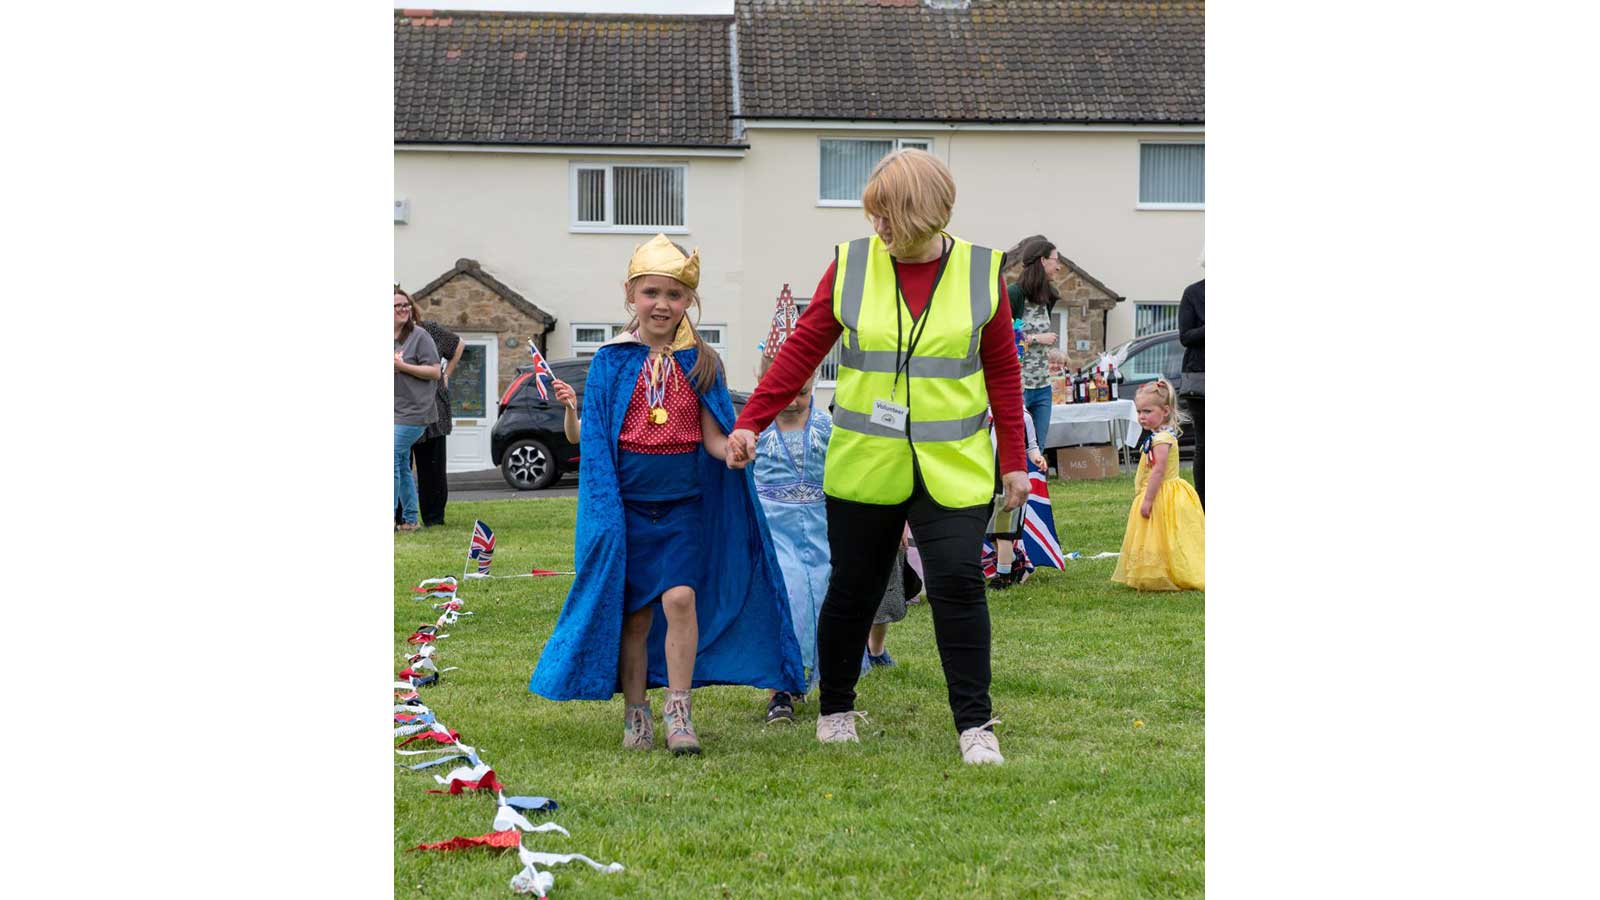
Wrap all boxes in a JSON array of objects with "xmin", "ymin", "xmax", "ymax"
[
  {"xmin": 1185, "ymin": 396, "xmax": 1204, "ymax": 508},
  {"xmin": 413, "ymin": 434, "xmax": 449, "ymax": 526},
  {"xmin": 818, "ymin": 471, "xmax": 993, "ymax": 732}
]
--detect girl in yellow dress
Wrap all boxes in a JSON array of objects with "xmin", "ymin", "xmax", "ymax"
[{"xmin": 1112, "ymin": 378, "xmax": 1205, "ymax": 591}]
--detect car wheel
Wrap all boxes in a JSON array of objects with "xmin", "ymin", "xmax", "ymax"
[{"xmin": 501, "ymin": 438, "xmax": 558, "ymax": 490}]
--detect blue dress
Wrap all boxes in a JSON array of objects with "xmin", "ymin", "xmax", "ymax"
[
  {"xmin": 753, "ymin": 408, "xmax": 832, "ymax": 693},
  {"xmin": 527, "ymin": 339, "xmax": 806, "ymax": 700}
]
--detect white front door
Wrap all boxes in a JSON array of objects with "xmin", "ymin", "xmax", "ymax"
[{"xmin": 446, "ymin": 333, "xmax": 498, "ymax": 472}]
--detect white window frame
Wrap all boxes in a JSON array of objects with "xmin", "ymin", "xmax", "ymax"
[
  {"xmin": 1134, "ymin": 301, "xmax": 1181, "ymax": 337},
  {"xmin": 570, "ymin": 322, "xmax": 628, "ymax": 356},
  {"xmin": 693, "ymin": 323, "xmax": 728, "ymax": 351},
  {"xmin": 1136, "ymin": 140, "xmax": 1205, "ymax": 211},
  {"xmin": 793, "ymin": 300, "xmax": 841, "ymax": 387},
  {"xmin": 817, "ymin": 137, "xmax": 935, "ymax": 208},
  {"xmin": 569, "ymin": 161, "xmax": 690, "ymax": 234}
]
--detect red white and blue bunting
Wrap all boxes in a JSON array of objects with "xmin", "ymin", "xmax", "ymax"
[{"xmin": 399, "ymin": 528, "xmax": 618, "ymax": 897}]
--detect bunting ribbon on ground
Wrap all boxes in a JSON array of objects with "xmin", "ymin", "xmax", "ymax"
[{"xmin": 400, "ymin": 539, "xmax": 622, "ymax": 895}]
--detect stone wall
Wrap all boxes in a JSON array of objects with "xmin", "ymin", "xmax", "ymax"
[{"xmin": 418, "ymin": 273, "xmax": 552, "ymax": 397}]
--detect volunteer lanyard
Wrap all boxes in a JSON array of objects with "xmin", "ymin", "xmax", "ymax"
[{"xmin": 890, "ymin": 235, "xmax": 953, "ymax": 398}]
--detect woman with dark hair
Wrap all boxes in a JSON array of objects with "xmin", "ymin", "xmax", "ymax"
[
  {"xmin": 1009, "ymin": 238, "xmax": 1066, "ymax": 467},
  {"xmin": 393, "ymin": 285, "xmax": 441, "ymax": 532}
]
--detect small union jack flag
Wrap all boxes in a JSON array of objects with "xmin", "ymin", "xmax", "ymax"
[
  {"xmin": 467, "ymin": 520, "xmax": 495, "ymax": 575},
  {"xmin": 526, "ymin": 338, "xmax": 555, "ymax": 400}
]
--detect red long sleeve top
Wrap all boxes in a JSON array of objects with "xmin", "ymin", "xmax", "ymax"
[{"xmin": 734, "ymin": 254, "xmax": 1027, "ymax": 475}]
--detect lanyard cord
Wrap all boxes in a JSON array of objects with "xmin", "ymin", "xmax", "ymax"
[{"xmin": 890, "ymin": 234, "xmax": 953, "ymax": 405}]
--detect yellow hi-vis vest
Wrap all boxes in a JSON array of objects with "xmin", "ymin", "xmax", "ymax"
[{"xmin": 823, "ymin": 234, "xmax": 1001, "ymax": 507}]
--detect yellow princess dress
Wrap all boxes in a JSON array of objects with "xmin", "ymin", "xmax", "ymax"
[{"xmin": 1112, "ymin": 429, "xmax": 1205, "ymax": 591}]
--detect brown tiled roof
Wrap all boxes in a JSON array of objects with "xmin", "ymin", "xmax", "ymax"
[
  {"xmin": 394, "ymin": 10, "xmax": 742, "ymax": 147},
  {"xmin": 734, "ymin": 0, "xmax": 1204, "ymax": 124}
]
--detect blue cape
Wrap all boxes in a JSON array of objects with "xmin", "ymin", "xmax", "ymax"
[{"xmin": 528, "ymin": 340, "xmax": 806, "ymax": 700}]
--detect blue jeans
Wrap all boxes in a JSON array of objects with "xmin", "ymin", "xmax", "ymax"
[
  {"xmin": 394, "ymin": 424, "xmax": 427, "ymax": 524},
  {"xmin": 1023, "ymin": 385, "xmax": 1054, "ymax": 457}
]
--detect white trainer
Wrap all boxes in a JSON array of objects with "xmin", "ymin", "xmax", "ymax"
[
  {"xmin": 959, "ymin": 718, "xmax": 1004, "ymax": 765},
  {"xmin": 816, "ymin": 710, "xmax": 868, "ymax": 744}
]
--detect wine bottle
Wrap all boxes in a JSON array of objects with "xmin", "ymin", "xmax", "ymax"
[{"xmin": 1109, "ymin": 363, "xmax": 1120, "ymax": 401}]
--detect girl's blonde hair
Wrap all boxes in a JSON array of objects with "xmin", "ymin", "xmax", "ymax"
[
  {"xmin": 624, "ymin": 265, "xmax": 722, "ymax": 394},
  {"xmin": 1136, "ymin": 377, "xmax": 1185, "ymax": 436},
  {"xmin": 1045, "ymin": 348, "xmax": 1067, "ymax": 364},
  {"xmin": 861, "ymin": 148, "xmax": 956, "ymax": 254}
]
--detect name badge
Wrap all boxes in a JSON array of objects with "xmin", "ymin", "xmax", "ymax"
[{"xmin": 871, "ymin": 399, "xmax": 909, "ymax": 434}]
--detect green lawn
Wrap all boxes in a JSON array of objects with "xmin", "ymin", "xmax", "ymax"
[{"xmin": 394, "ymin": 469, "xmax": 1203, "ymax": 899}]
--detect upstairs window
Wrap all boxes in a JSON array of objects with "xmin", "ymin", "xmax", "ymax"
[
  {"xmin": 819, "ymin": 138, "xmax": 934, "ymax": 206},
  {"xmin": 1139, "ymin": 142, "xmax": 1205, "ymax": 209},
  {"xmin": 572, "ymin": 163, "xmax": 688, "ymax": 232}
]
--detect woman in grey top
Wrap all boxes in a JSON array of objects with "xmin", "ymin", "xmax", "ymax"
[{"xmin": 393, "ymin": 286, "xmax": 441, "ymax": 531}]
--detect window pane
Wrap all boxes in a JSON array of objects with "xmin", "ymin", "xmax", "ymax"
[
  {"xmin": 451, "ymin": 344, "xmax": 488, "ymax": 418},
  {"xmin": 576, "ymin": 169, "xmax": 606, "ymax": 222},
  {"xmin": 821, "ymin": 139, "xmax": 893, "ymax": 201},
  {"xmin": 614, "ymin": 165, "xmax": 684, "ymax": 227},
  {"xmin": 1123, "ymin": 340, "xmax": 1181, "ymax": 380},
  {"xmin": 1139, "ymin": 144, "xmax": 1205, "ymax": 204},
  {"xmin": 697, "ymin": 327, "xmax": 722, "ymax": 345},
  {"xmin": 898, "ymin": 139, "xmax": 930, "ymax": 151},
  {"xmin": 1134, "ymin": 303, "xmax": 1180, "ymax": 337},
  {"xmin": 574, "ymin": 327, "xmax": 606, "ymax": 343}
]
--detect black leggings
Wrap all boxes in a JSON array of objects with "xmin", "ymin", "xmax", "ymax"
[
  {"xmin": 817, "ymin": 471, "xmax": 993, "ymax": 731},
  {"xmin": 1186, "ymin": 396, "xmax": 1204, "ymax": 508}
]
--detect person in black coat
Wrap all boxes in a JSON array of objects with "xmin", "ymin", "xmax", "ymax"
[{"xmin": 1178, "ymin": 276, "xmax": 1204, "ymax": 508}]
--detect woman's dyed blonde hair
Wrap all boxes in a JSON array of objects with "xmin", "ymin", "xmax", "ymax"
[
  {"xmin": 861, "ymin": 148, "xmax": 956, "ymax": 254},
  {"xmin": 1136, "ymin": 377, "xmax": 1185, "ymax": 436}
]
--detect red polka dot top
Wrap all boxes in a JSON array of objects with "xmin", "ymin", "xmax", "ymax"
[{"xmin": 618, "ymin": 355, "xmax": 703, "ymax": 454}]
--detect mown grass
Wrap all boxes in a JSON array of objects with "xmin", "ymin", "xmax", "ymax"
[{"xmin": 394, "ymin": 468, "xmax": 1203, "ymax": 899}]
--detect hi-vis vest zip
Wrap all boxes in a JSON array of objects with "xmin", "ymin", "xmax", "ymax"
[{"xmin": 824, "ymin": 233, "xmax": 1001, "ymax": 507}]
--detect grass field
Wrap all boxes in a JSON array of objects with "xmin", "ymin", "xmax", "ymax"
[{"xmin": 394, "ymin": 468, "xmax": 1204, "ymax": 899}]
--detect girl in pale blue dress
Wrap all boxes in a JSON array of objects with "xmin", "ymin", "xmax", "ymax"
[{"xmin": 752, "ymin": 361, "xmax": 831, "ymax": 722}]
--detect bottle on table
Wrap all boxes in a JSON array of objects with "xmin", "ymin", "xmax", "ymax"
[{"xmin": 1108, "ymin": 363, "xmax": 1120, "ymax": 401}]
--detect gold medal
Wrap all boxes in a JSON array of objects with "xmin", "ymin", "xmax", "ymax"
[{"xmin": 650, "ymin": 407, "xmax": 669, "ymax": 425}]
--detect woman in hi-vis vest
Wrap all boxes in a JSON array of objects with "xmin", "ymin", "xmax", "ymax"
[{"xmin": 727, "ymin": 149, "xmax": 1029, "ymax": 765}]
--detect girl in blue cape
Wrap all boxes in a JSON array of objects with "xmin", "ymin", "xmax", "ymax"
[{"xmin": 528, "ymin": 235, "xmax": 806, "ymax": 756}]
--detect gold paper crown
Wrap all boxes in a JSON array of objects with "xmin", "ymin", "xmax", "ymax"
[{"xmin": 627, "ymin": 234, "xmax": 700, "ymax": 290}]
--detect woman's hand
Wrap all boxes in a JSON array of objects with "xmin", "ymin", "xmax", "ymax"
[
  {"xmin": 1001, "ymin": 471, "xmax": 1029, "ymax": 510},
  {"xmin": 552, "ymin": 378, "xmax": 577, "ymax": 410},
  {"xmin": 1029, "ymin": 449, "xmax": 1046, "ymax": 470},
  {"xmin": 394, "ymin": 351, "xmax": 405, "ymax": 371},
  {"xmin": 1140, "ymin": 499, "xmax": 1153, "ymax": 519},
  {"xmin": 1031, "ymin": 332, "xmax": 1058, "ymax": 346},
  {"xmin": 726, "ymin": 428, "xmax": 758, "ymax": 469}
]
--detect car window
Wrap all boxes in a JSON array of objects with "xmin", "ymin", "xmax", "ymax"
[{"xmin": 1122, "ymin": 338, "xmax": 1182, "ymax": 380}]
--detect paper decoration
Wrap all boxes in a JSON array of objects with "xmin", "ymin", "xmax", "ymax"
[
  {"xmin": 510, "ymin": 866, "xmax": 555, "ymax": 896},
  {"xmin": 493, "ymin": 804, "xmax": 570, "ymax": 836},
  {"xmin": 517, "ymin": 846, "xmax": 626, "ymax": 875},
  {"xmin": 501, "ymin": 795, "xmax": 558, "ymax": 813},
  {"xmin": 427, "ymin": 768, "xmax": 502, "ymax": 794},
  {"xmin": 396, "ymin": 726, "xmax": 459, "ymax": 747},
  {"xmin": 413, "ymin": 830, "xmax": 522, "ymax": 852}
]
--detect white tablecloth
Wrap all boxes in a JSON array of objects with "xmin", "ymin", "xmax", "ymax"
[{"xmin": 1043, "ymin": 399, "xmax": 1142, "ymax": 448}]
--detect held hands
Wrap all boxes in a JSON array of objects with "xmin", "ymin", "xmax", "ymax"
[
  {"xmin": 1029, "ymin": 449, "xmax": 1046, "ymax": 470},
  {"xmin": 552, "ymin": 378, "xmax": 577, "ymax": 410},
  {"xmin": 725, "ymin": 428, "xmax": 758, "ymax": 469},
  {"xmin": 1001, "ymin": 471, "xmax": 1029, "ymax": 510}
]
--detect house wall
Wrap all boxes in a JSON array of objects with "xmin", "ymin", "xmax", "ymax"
[
  {"xmin": 738, "ymin": 128, "xmax": 1206, "ymax": 363},
  {"xmin": 394, "ymin": 128, "xmax": 1202, "ymax": 395},
  {"xmin": 394, "ymin": 150, "xmax": 752, "ymax": 384}
]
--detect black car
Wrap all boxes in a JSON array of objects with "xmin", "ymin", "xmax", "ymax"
[
  {"xmin": 492, "ymin": 356, "xmax": 752, "ymax": 490},
  {"xmin": 1089, "ymin": 329, "xmax": 1196, "ymax": 447}
]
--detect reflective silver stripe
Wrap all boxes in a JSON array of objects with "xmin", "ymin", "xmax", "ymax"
[
  {"xmin": 834, "ymin": 407, "xmax": 989, "ymax": 443},
  {"xmin": 967, "ymin": 245, "xmax": 993, "ymax": 358},
  {"xmin": 838, "ymin": 345, "xmax": 982, "ymax": 379},
  {"xmin": 836, "ymin": 237, "xmax": 871, "ymax": 350}
]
